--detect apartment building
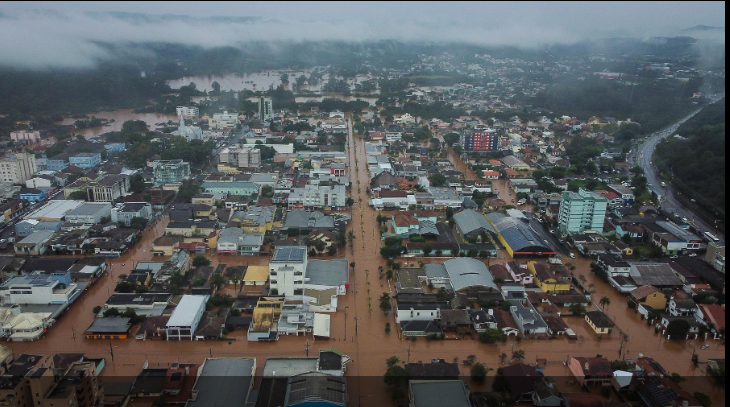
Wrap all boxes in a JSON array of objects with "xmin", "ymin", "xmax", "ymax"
[
  {"xmin": 558, "ymin": 188, "xmax": 608, "ymax": 234},
  {"xmin": 153, "ymin": 160, "xmax": 191, "ymax": 185},
  {"xmin": 0, "ymin": 153, "xmax": 37, "ymax": 185}
]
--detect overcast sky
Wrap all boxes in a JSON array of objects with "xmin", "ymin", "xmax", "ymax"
[{"xmin": 0, "ymin": 1, "xmax": 725, "ymax": 68}]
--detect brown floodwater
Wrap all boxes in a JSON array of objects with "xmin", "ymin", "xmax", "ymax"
[
  {"xmin": 56, "ymin": 109, "xmax": 177, "ymax": 139},
  {"xmin": 6, "ymin": 121, "xmax": 724, "ymax": 407}
]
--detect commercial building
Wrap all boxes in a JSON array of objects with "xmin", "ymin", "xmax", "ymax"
[
  {"xmin": 13, "ymin": 230, "xmax": 56, "ymax": 255},
  {"xmin": 176, "ymin": 106, "xmax": 199, "ymax": 117},
  {"xmin": 219, "ymin": 145, "xmax": 262, "ymax": 168},
  {"xmin": 210, "ymin": 111, "xmax": 239, "ymax": 129},
  {"xmin": 288, "ymin": 184, "xmax": 347, "ymax": 210},
  {"xmin": 0, "ymin": 152, "xmax": 37, "ymax": 185},
  {"xmin": 0, "ymin": 273, "xmax": 80, "ymax": 305},
  {"xmin": 187, "ymin": 358, "xmax": 256, "ymax": 406},
  {"xmin": 557, "ymin": 188, "xmax": 608, "ymax": 234},
  {"xmin": 461, "ymin": 128, "xmax": 499, "ymax": 151},
  {"xmin": 201, "ymin": 180, "xmax": 259, "ymax": 196},
  {"xmin": 258, "ymin": 97, "xmax": 274, "ymax": 121},
  {"xmin": 487, "ymin": 212, "xmax": 555, "ymax": 258},
  {"xmin": 89, "ymin": 174, "xmax": 130, "ymax": 202},
  {"xmin": 111, "ymin": 202, "xmax": 153, "ymax": 226},
  {"xmin": 409, "ymin": 380, "xmax": 471, "ymax": 407},
  {"xmin": 64, "ymin": 202, "xmax": 112, "ymax": 225},
  {"xmin": 69, "ymin": 152, "xmax": 102, "ymax": 169},
  {"xmin": 166, "ymin": 295, "xmax": 209, "ymax": 340},
  {"xmin": 10, "ymin": 130, "xmax": 41, "ymax": 143},
  {"xmin": 153, "ymin": 160, "xmax": 191, "ymax": 185}
]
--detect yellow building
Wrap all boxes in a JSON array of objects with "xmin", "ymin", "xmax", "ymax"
[
  {"xmin": 585, "ymin": 311, "xmax": 614, "ymax": 335},
  {"xmin": 629, "ymin": 285, "xmax": 667, "ymax": 310},
  {"xmin": 243, "ymin": 265, "xmax": 269, "ymax": 286},
  {"xmin": 232, "ymin": 206, "xmax": 274, "ymax": 233},
  {"xmin": 528, "ymin": 261, "xmax": 571, "ymax": 293}
]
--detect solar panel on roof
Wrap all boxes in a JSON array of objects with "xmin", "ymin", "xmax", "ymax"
[{"xmin": 274, "ymin": 247, "xmax": 306, "ymax": 262}]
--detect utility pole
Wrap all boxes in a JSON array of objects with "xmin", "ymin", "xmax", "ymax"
[
  {"xmin": 407, "ymin": 341, "xmax": 411, "ymax": 363},
  {"xmin": 305, "ymin": 340, "xmax": 310, "ymax": 357},
  {"xmin": 109, "ymin": 343, "xmax": 114, "ymax": 361}
]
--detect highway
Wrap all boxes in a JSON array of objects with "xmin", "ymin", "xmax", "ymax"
[{"xmin": 627, "ymin": 94, "xmax": 725, "ymax": 244}]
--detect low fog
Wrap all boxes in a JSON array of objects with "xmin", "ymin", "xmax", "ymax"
[{"xmin": 0, "ymin": 1, "xmax": 725, "ymax": 68}]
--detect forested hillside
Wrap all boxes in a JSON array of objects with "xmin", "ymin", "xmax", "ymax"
[{"xmin": 655, "ymin": 98, "xmax": 725, "ymax": 220}]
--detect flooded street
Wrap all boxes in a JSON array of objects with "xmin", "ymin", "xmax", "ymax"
[{"xmin": 5, "ymin": 122, "xmax": 724, "ymax": 406}]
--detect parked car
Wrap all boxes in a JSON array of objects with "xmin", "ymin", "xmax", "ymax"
[
  {"xmin": 688, "ymin": 253, "xmax": 697, "ymax": 257},
  {"xmin": 569, "ymin": 253, "xmax": 576, "ymax": 259}
]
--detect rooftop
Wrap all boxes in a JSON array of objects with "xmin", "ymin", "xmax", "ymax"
[{"xmin": 166, "ymin": 295, "xmax": 209, "ymax": 327}]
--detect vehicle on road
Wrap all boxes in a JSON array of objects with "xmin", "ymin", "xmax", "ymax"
[
  {"xmin": 670, "ymin": 255, "xmax": 679, "ymax": 259},
  {"xmin": 704, "ymin": 232, "xmax": 720, "ymax": 243},
  {"xmin": 569, "ymin": 253, "xmax": 576, "ymax": 259},
  {"xmin": 701, "ymin": 344, "xmax": 710, "ymax": 350},
  {"xmin": 688, "ymin": 253, "xmax": 697, "ymax": 257},
  {"xmin": 660, "ymin": 181, "xmax": 666, "ymax": 187}
]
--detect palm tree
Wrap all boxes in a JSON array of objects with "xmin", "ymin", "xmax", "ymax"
[
  {"xmin": 210, "ymin": 273, "xmax": 227, "ymax": 292},
  {"xmin": 511, "ymin": 349, "xmax": 526, "ymax": 363},
  {"xmin": 600, "ymin": 296, "xmax": 611, "ymax": 311}
]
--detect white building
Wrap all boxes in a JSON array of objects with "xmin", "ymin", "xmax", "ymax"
[
  {"xmin": 210, "ymin": 111, "xmax": 239, "ymax": 129},
  {"xmin": 111, "ymin": 202, "xmax": 153, "ymax": 226},
  {"xmin": 0, "ymin": 274, "xmax": 80, "ymax": 305},
  {"xmin": 258, "ymin": 97, "xmax": 273, "ymax": 121},
  {"xmin": 166, "ymin": 295, "xmax": 209, "ymax": 340},
  {"xmin": 269, "ymin": 247, "xmax": 308, "ymax": 297},
  {"xmin": 219, "ymin": 146, "xmax": 262, "ymax": 168},
  {"xmin": 64, "ymin": 202, "xmax": 112, "ymax": 225},
  {"xmin": 0, "ymin": 152, "xmax": 37, "ymax": 185},
  {"xmin": 288, "ymin": 183, "xmax": 347, "ymax": 210},
  {"xmin": 176, "ymin": 106, "xmax": 199, "ymax": 117}
]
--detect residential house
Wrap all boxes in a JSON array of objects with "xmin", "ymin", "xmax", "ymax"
[
  {"xmin": 584, "ymin": 311, "xmax": 614, "ymax": 335},
  {"xmin": 568, "ymin": 356, "xmax": 613, "ymax": 386}
]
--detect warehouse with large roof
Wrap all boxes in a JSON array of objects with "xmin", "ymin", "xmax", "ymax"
[{"xmin": 487, "ymin": 212, "xmax": 556, "ymax": 258}]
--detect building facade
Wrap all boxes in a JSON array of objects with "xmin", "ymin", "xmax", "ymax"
[
  {"xmin": 461, "ymin": 129, "xmax": 499, "ymax": 151},
  {"xmin": 0, "ymin": 153, "xmax": 37, "ymax": 185},
  {"xmin": 153, "ymin": 160, "xmax": 191, "ymax": 185},
  {"xmin": 558, "ymin": 188, "xmax": 608, "ymax": 234},
  {"xmin": 258, "ymin": 97, "xmax": 273, "ymax": 121}
]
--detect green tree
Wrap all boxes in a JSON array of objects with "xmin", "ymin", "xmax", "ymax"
[
  {"xmin": 443, "ymin": 133, "xmax": 460, "ymax": 147},
  {"xmin": 693, "ymin": 392, "xmax": 712, "ymax": 407},
  {"xmin": 379, "ymin": 293, "xmax": 392, "ymax": 314},
  {"xmin": 471, "ymin": 363, "xmax": 491, "ymax": 383},
  {"xmin": 600, "ymin": 296, "xmax": 611, "ymax": 310},
  {"xmin": 92, "ymin": 305, "xmax": 102, "ymax": 315},
  {"xmin": 511, "ymin": 349, "xmax": 526, "ymax": 363},
  {"xmin": 129, "ymin": 173, "xmax": 147, "ymax": 193},
  {"xmin": 129, "ymin": 217, "xmax": 148, "ymax": 230},
  {"xmin": 67, "ymin": 191, "xmax": 87, "ymax": 200},
  {"xmin": 193, "ymin": 255, "xmax": 211, "ymax": 267},
  {"xmin": 479, "ymin": 328, "xmax": 502, "ymax": 344},
  {"xmin": 429, "ymin": 173, "xmax": 447, "ymax": 187},
  {"xmin": 210, "ymin": 273, "xmax": 227, "ymax": 291}
]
